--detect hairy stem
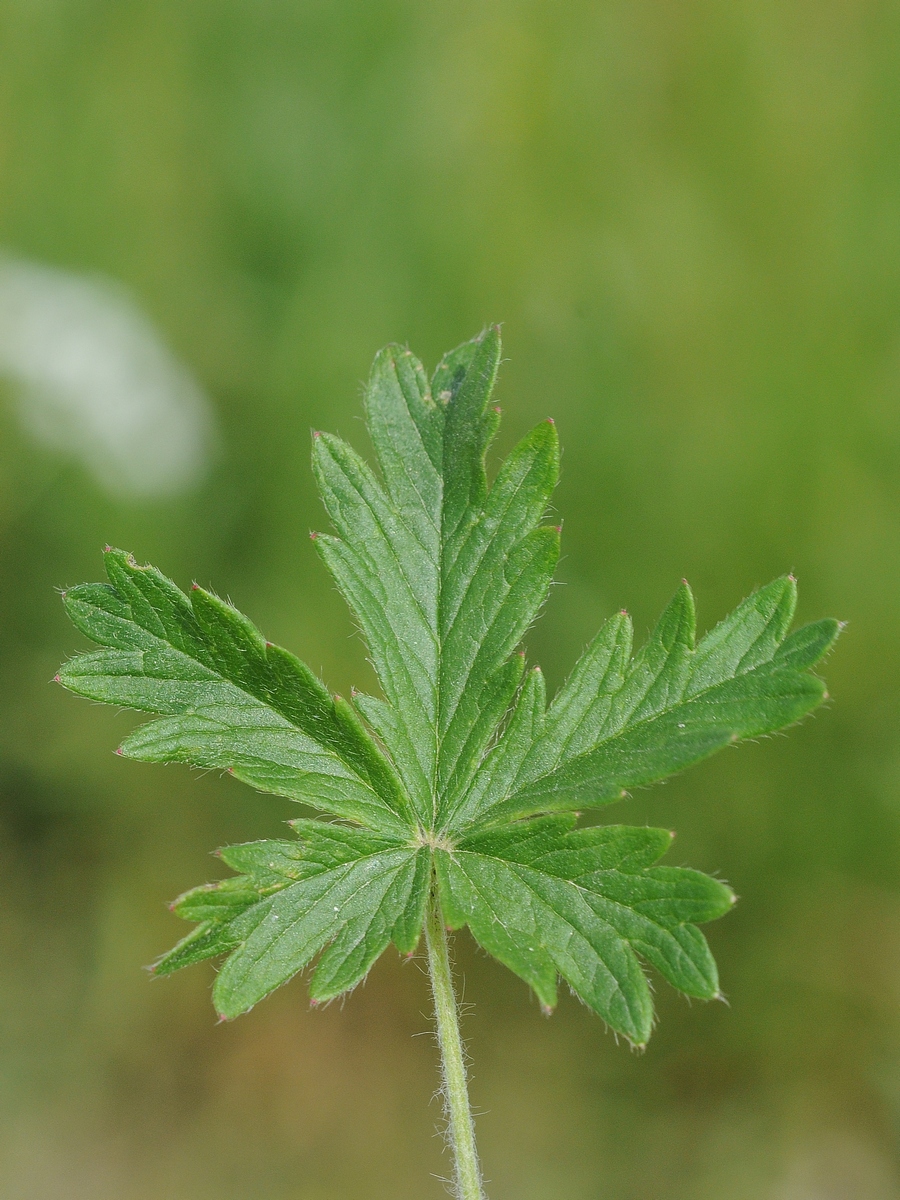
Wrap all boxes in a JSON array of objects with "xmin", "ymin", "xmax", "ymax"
[{"xmin": 425, "ymin": 881, "xmax": 486, "ymax": 1200}]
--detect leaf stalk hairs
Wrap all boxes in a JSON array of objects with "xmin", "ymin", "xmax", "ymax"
[{"xmin": 57, "ymin": 327, "xmax": 839, "ymax": 1198}]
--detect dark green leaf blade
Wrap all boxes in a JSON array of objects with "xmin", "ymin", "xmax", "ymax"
[
  {"xmin": 58, "ymin": 333, "xmax": 841, "ymax": 1039},
  {"xmin": 313, "ymin": 326, "xmax": 559, "ymax": 827},
  {"xmin": 466, "ymin": 579, "xmax": 839, "ymax": 828},
  {"xmin": 59, "ymin": 549, "xmax": 411, "ymax": 834},
  {"xmin": 214, "ymin": 846, "xmax": 421, "ymax": 1017},
  {"xmin": 153, "ymin": 822, "xmax": 423, "ymax": 1015},
  {"xmin": 438, "ymin": 816, "xmax": 734, "ymax": 1044}
]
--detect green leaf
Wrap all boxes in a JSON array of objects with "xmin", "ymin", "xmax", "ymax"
[
  {"xmin": 152, "ymin": 821, "xmax": 427, "ymax": 1016},
  {"xmin": 459, "ymin": 576, "xmax": 840, "ymax": 829},
  {"xmin": 437, "ymin": 815, "xmax": 734, "ymax": 1045},
  {"xmin": 60, "ymin": 550, "xmax": 411, "ymax": 835},
  {"xmin": 59, "ymin": 329, "xmax": 839, "ymax": 1039},
  {"xmin": 312, "ymin": 329, "xmax": 560, "ymax": 825}
]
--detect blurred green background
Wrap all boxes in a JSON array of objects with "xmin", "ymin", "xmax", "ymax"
[{"xmin": 0, "ymin": 1, "xmax": 898, "ymax": 1196}]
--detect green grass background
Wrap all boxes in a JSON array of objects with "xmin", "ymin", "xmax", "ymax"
[{"xmin": 1, "ymin": 1, "xmax": 899, "ymax": 1196}]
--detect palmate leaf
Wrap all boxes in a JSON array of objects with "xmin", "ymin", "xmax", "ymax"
[{"xmin": 58, "ymin": 328, "xmax": 839, "ymax": 1042}]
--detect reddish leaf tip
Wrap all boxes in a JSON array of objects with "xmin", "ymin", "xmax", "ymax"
[
  {"xmin": 309, "ymin": 998, "xmax": 319, "ymax": 1008},
  {"xmin": 115, "ymin": 747, "xmax": 124, "ymax": 756},
  {"xmin": 215, "ymin": 1013, "xmax": 230, "ymax": 1024},
  {"xmin": 309, "ymin": 531, "xmax": 318, "ymax": 540},
  {"xmin": 53, "ymin": 674, "xmax": 61, "ymax": 683},
  {"xmin": 553, "ymin": 525, "xmax": 562, "ymax": 534},
  {"xmin": 788, "ymin": 573, "xmax": 797, "ymax": 582},
  {"xmin": 493, "ymin": 405, "xmax": 502, "ymax": 414},
  {"xmin": 312, "ymin": 430, "xmax": 322, "ymax": 439},
  {"xmin": 540, "ymin": 1003, "xmax": 554, "ymax": 1017},
  {"xmin": 546, "ymin": 416, "xmax": 555, "ymax": 425},
  {"xmin": 619, "ymin": 608, "xmax": 628, "ymax": 616},
  {"xmin": 191, "ymin": 582, "xmax": 200, "ymax": 591},
  {"xmin": 103, "ymin": 544, "xmax": 113, "ymax": 554}
]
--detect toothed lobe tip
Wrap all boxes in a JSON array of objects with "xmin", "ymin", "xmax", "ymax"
[
  {"xmin": 540, "ymin": 1004, "xmax": 554, "ymax": 1017},
  {"xmin": 309, "ymin": 999, "xmax": 319, "ymax": 1008},
  {"xmin": 788, "ymin": 573, "xmax": 796, "ymax": 582},
  {"xmin": 312, "ymin": 430, "xmax": 321, "ymax": 439},
  {"xmin": 309, "ymin": 531, "xmax": 318, "ymax": 540},
  {"xmin": 103, "ymin": 544, "xmax": 112, "ymax": 554},
  {"xmin": 115, "ymin": 747, "xmax": 124, "ymax": 756},
  {"xmin": 620, "ymin": 609, "xmax": 628, "ymax": 616},
  {"xmin": 191, "ymin": 582, "xmax": 200, "ymax": 591},
  {"xmin": 53, "ymin": 674, "xmax": 60, "ymax": 683},
  {"xmin": 216, "ymin": 1014, "xmax": 229, "ymax": 1024},
  {"xmin": 493, "ymin": 405, "xmax": 502, "ymax": 414},
  {"xmin": 546, "ymin": 416, "xmax": 555, "ymax": 424}
]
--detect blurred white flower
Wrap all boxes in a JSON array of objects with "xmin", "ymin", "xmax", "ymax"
[{"xmin": 0, "ymin": 257, "xmax": 216, "ymax": 497}]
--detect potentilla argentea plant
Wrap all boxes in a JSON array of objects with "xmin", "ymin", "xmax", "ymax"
[{"xmin": 57, "ymin": 327, "xmax": 839, "ymax": 1200}]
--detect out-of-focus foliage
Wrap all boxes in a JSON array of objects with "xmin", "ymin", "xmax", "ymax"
[{"xmin": 0, "ymin": 1, "xmax": 898, "ymax": 1197}]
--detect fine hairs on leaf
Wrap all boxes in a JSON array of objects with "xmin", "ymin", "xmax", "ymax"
[{"xmin": 57, "ymin": 327, "xmax": 839, "ymax": 1200}]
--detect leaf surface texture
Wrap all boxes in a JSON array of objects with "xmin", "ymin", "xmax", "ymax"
[{"xmin": 59, "ymin": 329, "xmax": 838, "ymax": 1036}]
